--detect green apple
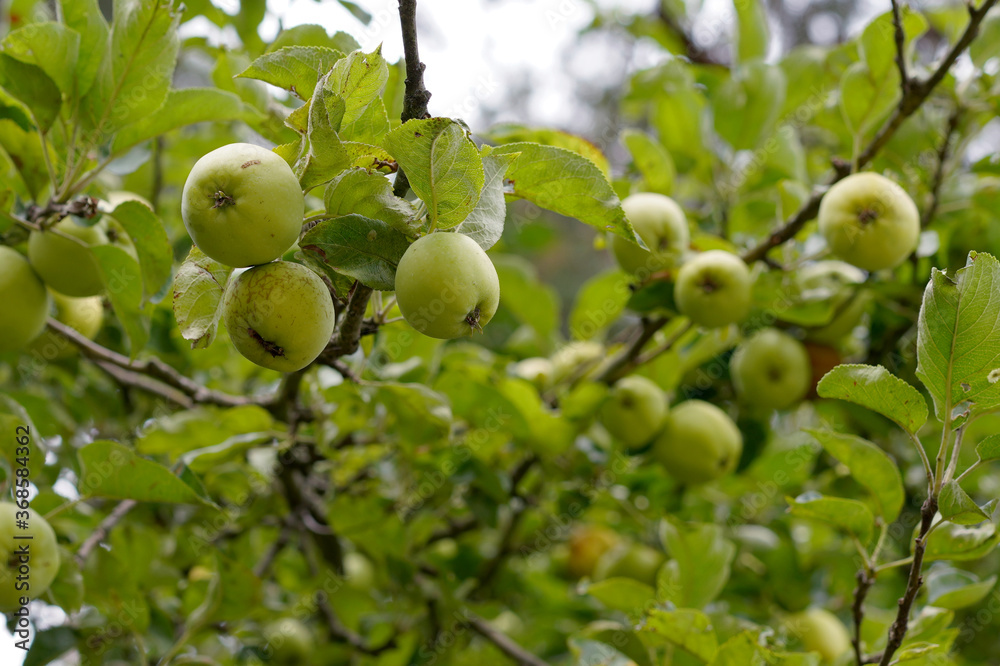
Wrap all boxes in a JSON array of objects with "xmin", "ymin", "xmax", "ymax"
[
  {"xmin": 0, "ymin": 503, "xmax": 61, "ymax": 611},
  {"xmin": 601, "ymin": 375, "xmax": 669, "ymax": 450},
  {"xmin": 394, "ymin": 232, "xmax": 500, "ymax": 339},
  {"xmin": 264, "ymin": 617, "xmax": 313, "ymax": 664},
  {"xmin": 568, "ymin": 525, "xmax": 620, "ymax": 578},
  {"xmin": 222, "ymin": 261, "xmax": 335, "ymax": 372},
  {"xmin": 0, "ymin": 247, "xmax": 50, "ymax": 353},
  {"xmin": 181, "ymin": 143, "xmax": 304, "ymax": 267},
  {"xmin": 730, "ymin": 329, "xmax": 811, "ymax": 410},
  {"xmin": 27, "ymin": 291, "xmax": 104, "ymax": 360},
  {"xmin": 594, "ymin": 542, "xmax": 666, "ymax": 587},
  {"xmin": 610, "ymin": 193, "xmax": 690, "ymax": 275},
  {"xmin": 785, "ymin": 608, "xmax": 852, "ymax": 663},
  {"xmin": 343, "ymin": 551, "xmax": 375, "ymax": 590},
  {"xmin": 652, "ymin": 400, "xmax": 743, "ymax": 484},
  {"xmin": 28, "ymin": 217, "xmax": 109, "ymax": 297},
  {"xmin": 818, "ymin": 172, "xmax": 919, "ymax": 271},
  {"xmin": 674, "ymin": 250, "xmax": 752, "ymax": 328}
]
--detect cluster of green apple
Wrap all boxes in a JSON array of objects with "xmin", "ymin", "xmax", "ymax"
[
  {"xmin": 611, "ymin": 172, "xmax": 919, "ymax": 331},
  {"xmin": 0, "ymin": 192, "xmax": 151, "ymax": 360},
  {"xmin": 181, "ymin": 143, "xmax": 334, "ymax": 372},
  {"xmin": 0, "ymin": 503, "xmax": 61, "ymax": 611}
]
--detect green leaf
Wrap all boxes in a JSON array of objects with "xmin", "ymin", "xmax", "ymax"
[
  {"xmin": 711, "ymin": 632, "xmax": 768, "ymax": 666},
  {"xmin": 806, "ymin": 429, "xmax": 905, "ymax": 521},
  {"xmin": 1, "ymin": 22, "xmax": 80, "ymax": 97},
  {"xmin": 917, "ymin": 252, "xmax": 1000, "ymax": 422},
  {"xmin": 585, "ymin": 577, "xmax": 656, "ymax": 616},
  {"xmin": 324, "ymin": 167, "xmax": 417, "ymax": 234},
  {"xmin": 294, "ymin": 73, "xmax": 350, "ymax": 190},
  {"xmin": 970, "ymin": 11, "xmax": 1000, "ymax": 68},
  {"xmin": 237, "ymin": 45, "xmax": 345, "ymax": 99},
  {"xmin": 733, "ymin": 0, "xmax": 770, "ymax": 64},
  {"xmin": 840, "ymin": 60, "xmax": 899, "ymax": 137},
  {"xmin": 456, "ymin": 149, "xmax": 518, "ymax": 251},
  {"xmin": 111, "ymin": 88, "xmax": 256, "ymax": 154},
  {"xmin": 939, "ymin": 481, "xmax": 992, "ymax": 525},
  {"xmin": 787, "ymin": 493, "xmax": 875, "ymax": 544},
  {"xmin": 926, "ymin": 568, "xmax": 997, "ymax": 610},
  {"xmin": 923, "ymin": 521, "xmax": 999, "ymax": 562},
  {"xmin": 172, "ymin": 246, "xmax": 233, "ymax": 350},
  {"xmin": 569, "ymin": 268, "xmax": 631, "ymax": 340},
  {"xmin": 59, "ymin": 0, "xmax": 108, "ymax": 97},
  {"xmin": 78, "ymin": 440, "xmax": 214, "ymax": 505},
  {"xmin": 326, "ymin": 46, "xmax": 390, "ymax": 143},
  {"xmin": 490, "ymin": 142, "xmax": 640, "ymax": 245},
  {"xmin": 579, "ymin": 621, "xmax": 654, "ymax": 666},
  {"xmin": 24, "ymin": 626, "xmax": 76, "ymax": 666},
  {"xmin": 300, "ymin": 213, "xmax": 411, "ymax": 291},
  {"xmin": 0, "ymin": 54, "xmax": 61, "ymax": 131},
  {"xmin": 492, "ymin": 254, "xmax": 560, "ymax": 340},
  {"xmin": 382, "ymin": 118, "xmax": 485, "ymax": 228},
  {"xmin": 0, "ymin": 114, "xmax": 56, "ymax": 198},
  {"xmin": 640, "ymin": 608, "xmax": 718, "ymax": 661},
  {"xmin": 659, "ymin": 519, "xmax": 736, "ymax": 609},
  {"xmin": 860, "ymin": 8, "xmax": 929, "ymax": 81},
  {"xmin": 106, "ymin": 200, "xmax": 172, "ymax": 300},
  {"xmin": 713, "ymin": 62, "xmax": 786, "ymax": 150},
  {"xmin": 976, "ymin": 433, "xmax": 1000, "ymax": 463},
  {"xmin": 622, "ymin": 129, "xmax": 675, "ymax": 196},
  {"xmin": 484, "ymin": 123, "xmax": 612, "ymax": 178},
  {"xmin": 84, "ymin": 0, "xmax": 180, "ymax": 133},
  {"xmin": 137, "ymin": 405, "xmax": 274, "ymax": 457},
  {"xmin": 817, "ymin": 364, "xmax": 928, "ymax": 434},
  {"xmin": 93, "ymin": 244, "xmax": 149, "ymax": 357}
]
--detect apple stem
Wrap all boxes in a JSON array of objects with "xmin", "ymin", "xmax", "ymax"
[{"xmin": 211, "ymin": 190, "xmax": 236, "ymax": 209}]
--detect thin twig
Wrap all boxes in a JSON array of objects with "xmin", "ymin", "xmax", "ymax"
[
  {"xmin": 852, "ymin": 569, "xmax": 876, "ymax": 665},
  {"xmin": 48, "ymin": 319, "xmax": 267, "ymax": 409},
  {"xmin": 75, "ymin": 500, "xmax": 138, "ymax": 566},
  {"xmin": 597, "ymin": 316, "xmax": 669, "ymax": 383},
  {"xmin": 920, "ymin": 108, "xmax": 962, "ymax": 229},
  {"xmin": 463, "ymin": 612, "xmax": 550, "ymax": 666},
  {"xmin": 878, "ymin": 495, "xmax": 938, "ymax": 666},
  {"xmin": 890, "ymin": 0, "xmax": 910, "ymax": 94}
]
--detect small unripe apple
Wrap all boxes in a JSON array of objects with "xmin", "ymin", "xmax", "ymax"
[
  {"xmin": 0, "ymin": 503, "xmax": 60, "ymax": 611},
  {"xmin": 785, "ymin": 608, "xmax": 852, "ymax": 663},
  {"xmin": 343, "ymin": 551, "xmax": 375, "ymax": 590},
  {"xmin": 593, "ymin": 542, "xmax": 666, "ymax": 587},
  {"xmin": 730, "ymin": 329, "xmax": 811, "ymax": 410},
  {"xmin": 222, "ymin": 261, "xmax": 335, "ymax": 372},
  {"xmin": 567, "ymin": 525, "xmax": 620, "ymax": 578},
  {"xmin": 394, "ymin": 232, "xmax": 500, "ymax": 339},
  {"xmin": 27, "ymin": 291, "xmax": 104, "ymax": 360},
  {"xmin": 264, "ymin": 617, "xmax": 313, "ymax": 664},
  {"xmin": 674, "ymin": 250, "xmax": 752, "ymax": 328},
  {"xmin": 103, "ymin": 190, "xmax": 153, "ymax": 210},
  {"xmin": 181, "ymin": 143, "xmax": 304, "ymax": 267},
  {"xmin": 28, "ymin": 217, "xmax": 109, "ymax": 297},
  {"xmin": 610, "ymin": 193, "xmax": 689, "ymax": 275},
  {"xmin": 601, "ymin": 375, "xmax": 669, "ymax": 450},
  {"xmin": 0, "ymin": 247, "xmax": 50, "ymax": 353},
  {"xmin": 652, "ymin": 400, "xmax": 743, "ymax": 484},
  {"xmin": 818, "ymin": 172, "xmax": 919, "ymax": 272}
]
